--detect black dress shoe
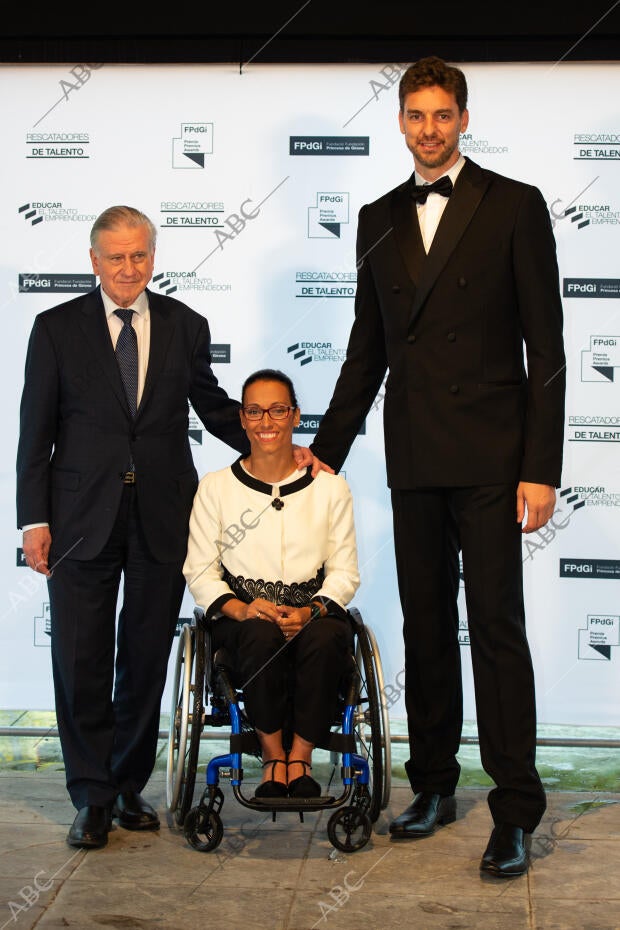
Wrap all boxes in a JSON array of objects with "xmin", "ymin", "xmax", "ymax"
[
  {"xmin": 480, "ymin": 823, "xmax": 528, "ymax": 877},
  {"xmin": 389, "ymin": 792, "xmax": 456, "ymax": 838},
  {"xmin": 112, "ymin": 791, "xmax": 160, "ymax": 831},
  {"xmin": 67, "ymin": 805, "xmax": 111, "ymax": 849}
]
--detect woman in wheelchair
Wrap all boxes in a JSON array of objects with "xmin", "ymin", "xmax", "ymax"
[{"xmin": 182, "ymin": 368, "xmax": 360, "ymax": 800}]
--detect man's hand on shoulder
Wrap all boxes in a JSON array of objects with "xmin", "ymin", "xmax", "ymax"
[
  {"xmin": 292, "ymin": 445, "xmax": 335, "ymax": 477},
  {"xmin": 516, "ymin": 482, "xmax": 556, "ymax": 533}
]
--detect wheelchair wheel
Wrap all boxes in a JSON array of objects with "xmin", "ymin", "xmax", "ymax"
[
  {"xmin": 360, "ymin": 621, "xmax": 391, "ymax": 811},
  {"xmin": 327, "ymin": 806, "xmax": 372, "ymax": 852},
  {"xmin": 184, "ymin": 807, "xmax": 223, "ymax": 853},
  {"xmin": 166, "ymin": 622, "xmax": 205, "ymax": 823},
  {"xmin": 351, "ymin": 611, "xmax": 391, "ymax": 822}
]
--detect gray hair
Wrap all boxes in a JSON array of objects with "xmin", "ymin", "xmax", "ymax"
[{"xmin": 90, "ymin": 205, "xmax": 157, "ymax": 252}]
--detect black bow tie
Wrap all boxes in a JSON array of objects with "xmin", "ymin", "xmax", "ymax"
[{"xmin": 410, "ymin": 175, "xmax": 453, "ymax": 204}]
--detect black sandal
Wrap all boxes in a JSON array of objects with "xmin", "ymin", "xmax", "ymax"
[
  {"xmin": 254, "ymin": 759, "xmax": 288, "ymax": 798},
  {"xmin": 287, "ymin": 759, "xmax": 321, "ymax": 798}
]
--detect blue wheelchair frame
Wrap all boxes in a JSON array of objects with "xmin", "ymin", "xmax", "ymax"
[
  {"xmin": 169, "ymin": 608, "xmax": 389, "ymax": 852},
  {"xmin": 179, "ymin": 609, "xmax": 380, "ymax": 853}
]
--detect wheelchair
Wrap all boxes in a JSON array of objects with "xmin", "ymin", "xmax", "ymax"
[{"xmin": 166, "ymin": 605, "xmax": 391, "ymax": 853}]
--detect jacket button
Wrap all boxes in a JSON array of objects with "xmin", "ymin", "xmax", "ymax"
[
  {"xmin": 458, "ymin": 277, "xmax": 467, "ymax": 288},
  {"xmin": 447, "ymin": 332, "xmax": 456, "ymax": 342},
  {"xmin": 407, "ymin": 333, "xmax": 417, "ymax": 343},
  {"xmin": 449, "ymin": 384, "xmax": 459, "ymax": 394},
  {"xmin": 392, "ymin": 284, "xmax": 401, "ymax": 294}
]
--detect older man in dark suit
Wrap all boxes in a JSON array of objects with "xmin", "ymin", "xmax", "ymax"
[
  {"xmin": 17, "ymin": 206, "xmax": 270, "ymax": 848},
  {"xmin": 310, "ymin": 57, "xmax": 566, "ymax": 877}
]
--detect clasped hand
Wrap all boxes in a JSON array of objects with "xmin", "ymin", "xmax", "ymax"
[{"xmin": 245, "ymin": 599, "xmax": 309, "ymax": 638}]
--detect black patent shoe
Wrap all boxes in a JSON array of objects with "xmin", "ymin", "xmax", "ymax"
[
  {"xmin": 112, "ymin": 791, "xmax": 160, "ymax": 831},
  {"xmin": 389, "ymin": 792, "xmax": 456, "ymax": 838},
  {"xmin": 287, "ymin": 759, "xmax": 321, "ymax": 798},
  {"xmin": 480, "ymin": 823, "xmax": 528, "ymax": 877},
  {"xmin": 254, "ymin": 759, "xmax": 288, "ymax": 798},
  {"xmin": 67, "ymin": 805, "xmax": 111, "ymax": 849}
]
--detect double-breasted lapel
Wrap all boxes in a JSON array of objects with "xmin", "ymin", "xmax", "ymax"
[
  {"xmin": 391, "ymin": 159, "xmax": 490, "ymax": 330},
  {"xmin": 391, "ymin": 177, "xmax": 426, "ymax": 287}
]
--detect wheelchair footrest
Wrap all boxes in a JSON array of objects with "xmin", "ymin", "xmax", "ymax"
[{"xmin": 251, "ymin": 795, "xmax": 337, "ymax": 809}]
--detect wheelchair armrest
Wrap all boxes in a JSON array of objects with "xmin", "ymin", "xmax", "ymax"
[
  {"xmin": 347, "ymin": 605, "xmax": 363, "ymax": 631},
  {"xmin": 343, "ymin": 662, "xmax": 360, "ymax": 708},
  {"xmin": 194, "ymin": 605, "xmax": 219, "ymax": 632},
  {"xmin": 213, "ymin": 647, "xmax": 233, "ymax": 671},
  {"xmin": 212, "ymin": 648, "xmax": 238, "ymax": 705},
  {"xmin": 193, "ymin": 605, "xmax": 209, "ymax": 631}
]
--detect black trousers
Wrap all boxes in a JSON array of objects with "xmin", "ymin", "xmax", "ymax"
[
  {"xmin": 391, "ymin": 483, "xmax": 546, "ymax": 833},
  {"xmin": 48, "ymin": 485, "xmax": 186, "ymax": 809},
  {"xmin": 212, "ymin": 614, "xmax": 354, "ymax": 748}
]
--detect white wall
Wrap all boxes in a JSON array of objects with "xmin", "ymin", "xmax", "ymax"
[{"xmin": 2, "ymin": 61, "xmax": 618, "ymax": 724}]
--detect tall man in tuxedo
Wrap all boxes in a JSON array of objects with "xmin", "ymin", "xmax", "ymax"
[
  {"xmin": 16, "ymin": 205, "xmax": 257, "ymax": 848},
  {"xmin": 310, "ymin": 57, "xmax": 566, "ymax": 877}
]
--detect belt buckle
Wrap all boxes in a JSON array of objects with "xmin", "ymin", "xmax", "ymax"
[{"xmin": 123, "ymin": 471, "xmax": 136, "ymax": 485}]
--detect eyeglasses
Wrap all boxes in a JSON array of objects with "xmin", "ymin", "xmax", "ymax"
[{"xmin": 242, "ymin": 404, "xmax": 295, "ymax": 421}]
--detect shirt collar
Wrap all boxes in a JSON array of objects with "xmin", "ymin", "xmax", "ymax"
[
  {"xmin": 232, "ymin": 458, "xmax": 314, "ymax": 497},
  {"xmin": 415, "ymin": 153, "xmax": 465, "ymax": 188},
  {"xmin": 101, "ymin": 285, "xmax": 149, "ymax": 320}
]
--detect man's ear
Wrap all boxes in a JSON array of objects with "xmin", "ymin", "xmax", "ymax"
[{"xmin": 89, "ymin": 248, "xmax": 99, "ymax": 275}]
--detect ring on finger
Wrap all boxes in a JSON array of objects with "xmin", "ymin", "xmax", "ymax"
[{"xmin": 256, "ymin": 610, "xmax": 262, "ymax": 618}]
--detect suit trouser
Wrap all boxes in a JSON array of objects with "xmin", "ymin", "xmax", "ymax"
[
  {"xmin": 47, "ymin": 484, "xmax": 186, "ymax": 809},
  {"xmin": 391, "ymin": 483, "xmax": 546, "ymax": 833},
  {"xmin": 212, "ymin": 615, "xmax": 354, "ymax": 747}
]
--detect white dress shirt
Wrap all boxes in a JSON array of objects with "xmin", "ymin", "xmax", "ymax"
[
  {"xmin": 415, "ymin": 153, "xmax": 466, "ymax": 252},
  {"xmin": 101, "ymin": 287, "xmax": 150, "ymax": 407}
]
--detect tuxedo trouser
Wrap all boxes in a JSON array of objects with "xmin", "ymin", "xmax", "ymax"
[
  {"xmin": 391, "ymin": 483, "xmax": 546, "ymax": 832},
  {"xmin": 48, "ymin": 484, "xmax": 186, "ymax": 809},
  {"xmin": 212, "ymin": 615, "xmax": 353, "ymax": 747}
]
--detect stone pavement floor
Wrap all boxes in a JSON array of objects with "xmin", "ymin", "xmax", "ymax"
[{"xmin": 0, "ymin": 735, "xmax": 619, "ymax": 930}]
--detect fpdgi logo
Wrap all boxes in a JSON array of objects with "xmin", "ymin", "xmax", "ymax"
[
  {"xmin": 172, "ymin": 123, "xmax": 214, "ymax": 168},
  {"xmin": 308, "ymin": 193, "xmax": 350, "ymax": 239},
  {"xmin": 581, "ymin": 336, "xmax": 618, "ymax": 383}
]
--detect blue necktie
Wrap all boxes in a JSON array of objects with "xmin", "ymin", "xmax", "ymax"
[{"xmin": 114, "ymin": 308, "xmax": 138, "ymax": 418}]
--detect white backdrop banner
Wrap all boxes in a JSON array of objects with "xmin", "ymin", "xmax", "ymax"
[{"xmin": 1, "ymin": 61, "xmax": 618, "ymax": 724}]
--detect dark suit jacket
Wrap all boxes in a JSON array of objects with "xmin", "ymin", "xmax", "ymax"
[
  {"xmin": 16, "ymin": 286, "xmax": 249, "ymax": 562},
  {"xmin": 311, "ymin": 157, "xmax": 566, "ymax": 488}
]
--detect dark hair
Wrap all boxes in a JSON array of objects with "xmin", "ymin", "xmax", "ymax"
[
  {"xmin": 241, "ymin": 369, "xmax": 298, "ymax": 408},
  {"xmin": 399, "ymin": 56, "xmax": 468, "ymax": 114},
  {"xmin": 90, "ymin": 205, "xmax": 157, "ymax": 252}
]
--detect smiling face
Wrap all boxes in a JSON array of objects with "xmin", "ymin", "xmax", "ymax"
[
  {"xmin": 398, "ymin": 85, "xmax": 468, "ymax": 180},
  {"xmin": 240, "ymin": 379, "xmax": 300, "ymax": 460},
  {"xmin": 89, "ymin": 222, "xmax": 155, "ymax": 308}
]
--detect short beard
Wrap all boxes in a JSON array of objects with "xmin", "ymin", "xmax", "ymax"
[{"xmin": 411, "ymin": 139, "xmax": 458, "ymax": 170}]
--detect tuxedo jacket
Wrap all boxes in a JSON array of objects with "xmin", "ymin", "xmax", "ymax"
[
  {"xmin": 311, "ymin": 157, "xmax": 566, "ymax": 488},
  {"xmin": 16, "ymin": 286, "xmax": 249, "ymax": 562}
]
